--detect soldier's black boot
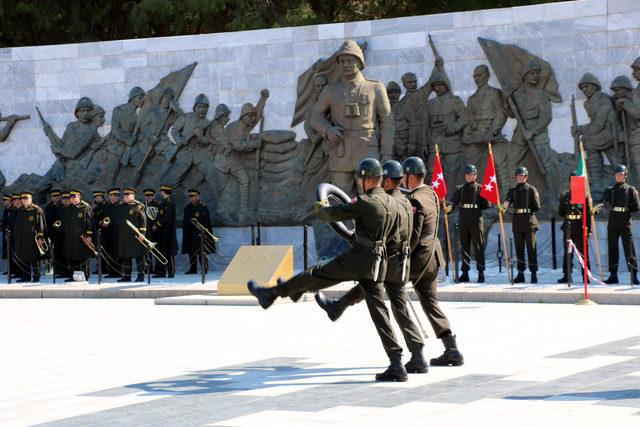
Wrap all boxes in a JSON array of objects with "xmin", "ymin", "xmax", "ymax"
[
  {"xmin": 117, "ymin": 276, "xmax": 131, "ymax": 283},
  {"xmin": 603, "ymin": 274, "xmax": 618, "ymax": 284},
  {"xmin": 404, "ymin": 348, "xmax": 428, "ymax": 374},
  {"xmin": 135, "ymin": 274, "xmax": 144, "ymax": 283},
  {"xmin": 633, "ymin": 272, "xmax": 639, "ymax": 285},
  {"xmin": 514, "ymin": 272, "xmax": 525, "ymax": 283},
  {"xmin": 458, "ymin": 272, "xmax": 469, "ymax": 283},
  {"xmin": 375, "ymin": 352, "xmax": 408, "ymax": 382},
  {"xmin": 430, "ymin": 334, "xmax": 464, "ymax": 366},
  {"xmin": 314, "ymin": 292, "xmax": 345, "ymax": 321},
  {"xmin": 247, "ymin": 280, "xmax": 285, "ymax": 309},
  {"xmin": 477, "ymin": 272, "xmax": 485, "ymax": 283},
  {"xmin": 530, "ymin": 272, "xmax": 537, "ymax": 284},
  {"xmin": 557, "ymin": 275, "xmax": 568, "ymax": 284}
]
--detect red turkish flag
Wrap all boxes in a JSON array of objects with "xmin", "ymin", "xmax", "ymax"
[
  {"xmin": 480, "ymin": 151, "xmax": 499, "ymax": 204},
  {"xmin": 431, "ymin": 152, "xmax": 447, "ymax": 200},
  {"xmin": 570, "ymin": 176, "xmax": 586, "ymax": 204}
]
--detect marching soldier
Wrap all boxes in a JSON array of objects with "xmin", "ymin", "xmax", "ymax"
[
  {"xmin": 101, "ymin": 188, "xmax": 121, "ymax": 278},
  {"xmin": 557, "ymin": 176, "xmax": 591, "ymax": 283},
  {"xmin": 502, "ymin": 167, "xmax": 541, "ymax": 284},
  {"xmin": 13, "ymin": 191, "xmax": 46, "ymax": 282},
  {"xmin": 118, "ymin": 187, "xmax": 147, "ymax": 282},
  {"xmin": 92, "ymin": 190, "xmax": 107, "ymax": 274},
  {"xmin": 62, "ymin": 189, "xmax": 93, "ymax": 281},
  {"xmin": 44, "ymin": 189, "xmax": 66, "ymax": 278},
  {"xmin": 152, "ymin": 185, "xmax": 177, "ymax": 278},
  {"xmin": 182, "ymin": 189, "xmax": 212, "ymax": 274},
  {"xmin": 594, "ymin": 165, "xmax": 640, "ymax": 284},
  {"xmin": 248, "ymin": 158, "xmax": 410, "ymax": 382},
  {"xmin": 446, "ymin": 164, "xmax": 490, "ymax": 283}
]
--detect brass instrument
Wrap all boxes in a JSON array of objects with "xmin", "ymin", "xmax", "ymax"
[
  {"xmin": 146, "ymin": 206, "xmax": 159, "ymax": 221},
  {"xmin": 100, "ymin": 216, "xmax": 111, "ymax": 227},
  {"xmin": 191, "ymin": 218, "xmax": 219, "ymax": 243},
  {"xmin": 125, "ymin": 220, "xmax": 168, "ymax": 265},
  {"xmin": 35, "ymin": 235, "xmax": 49, "ymax": 256},
  {"xmin": 80, "ymin": 234, "xmax": 98, "ymax": 256},
  {"xmin": 53, "ymin": 220, "xmax": 62, "ymax": 229}
]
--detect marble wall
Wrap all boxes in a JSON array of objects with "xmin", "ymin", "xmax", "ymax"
[{"xmin": 0, "ymin": 0, "xmax": 638, "ymax": 184}]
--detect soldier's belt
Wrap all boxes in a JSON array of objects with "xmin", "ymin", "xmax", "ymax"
[
  {"xmin": 612, "ymin": 207, "xmax": 629, "ymax": 212},
  {"xmin": 514, "ymin": 209, "xmax": 531, "ymax": 214},
  {"xmin": 461, "ymin": 204, "xmax": 478, "ymax": 209},
  {"xmin": 565, "ymin": 214, "xmax": 581, "ymax": 220},
  {"xmin": 342, "ymin": 129, "xmax": 375, "ymax": 137},
  {"xmin": 354, "ymin": 234, "xmax": 383, "ymax": 248}
]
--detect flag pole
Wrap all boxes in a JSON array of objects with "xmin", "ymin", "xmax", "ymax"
[
  {"xmin": 576, "ymin": 185, "xmax": 596, "ymax": 305},
  {"xmin": 579, "ymin": 141, "xmax": 603, "ymax": 279},
  {"xmin": 489, "ymin": 143, "xmax": 512, "ymax": 284},
  {"xmin": 436, "ymin": 145, "xmax": 456, "ymax": 281}
]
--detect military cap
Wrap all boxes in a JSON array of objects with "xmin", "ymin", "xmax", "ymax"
[
  {"xmin": 335, "ymin": 40, "xmax": 365, "ymax": 69},
  {"xmin": 11, "ymin": 193, "xmax": 21, "ymax": 200},
  {"xmin": 161, "ymin": 87, "xmax": 175, "ymax": 98},
  {"xmin": 386, "ymin": 81, "xmax": 401, "ymax": 92},
  {"xmin": 75, "ymin": 97, "xmax": 94, "ymax": 113},
  {"xmin": 240, "ymin": 103, "xmax": 257, "ymax": 118},
  {"xmin": 632, "ymin": 57, "xmax": 640, "ymax": 69},
  {"xmin": 49, "ymin": 189, "xmax": 61, "ymax": 196},
  {"xmin": 92, "ymin": 190, "xmax": 105, "ymax": 197},
  {"xmin": 214, "ymin": 103, "xmax": 231, "ymax": 120},
  {"xmin": 2, "ymin": 194, "xmax": 11, "ymax": 201},
  {"xmin": 160, "ymin": 185, "xmax": 173, "ymax": 192},
  {"xmin": 515, "ymin": 166, "xmax": 528, "ymax": 176},
  {"xmin": 108, "ymin": 187, "xmax": 121, "ymax": 195},
  {"xmin": 143, "ymin": 188, "xmax": 156, "ymax": 196},
  {"xmin": 128, "ymin": 86, "xmax": 145, "ymax": 102},
  {"xmin": 123, "ymin": 187, "xmax": 136, "ymax": 195},
  {"xmin": 614, "ymin": 164, "xmax": 628, "ymax": 174},
  {"xmin": 464, "ymin": 164, "xmax": 478, "ymax": 174},
  {"xmin": 522, "ymin": 61, "xmax": 541, "ymax": 77},
  {"xmin": 430, "ymin": 70, "xmax": 450, "ymax": 89},
  {"xmin": 187, "ymin": 189, "xmax": 201, "ymax": 196},
  {"xmin": 382, "ymin": 159, "xmax": 404, "ymax": 179},
  {"xmin": 69, "ymin": 189, "xmax": 82, "ymax": 196},
  {"xmin": 21, "ymin": 191, "xmax": 33, "ymax": 198},
  {"xmin": 193, "ymin": 93, "xmax": 209, "ymax": 109},
  {"xmin": 61, "ymin": 192, "xmax": 70, "ymax": 199},
  {"xmin": 611, "ymin": 75, "xmax": 633, "ymax": 90},
  {"xmin": 91, "ymin": 105, "xmax": 105, "ymax": 117},
  {"xmin": 403, "ymin": 156, "xmax": 427, "ymax": 175},
  {"xmin": 578, "ymin": 73, "xmax": 601, "ymax": 90}
]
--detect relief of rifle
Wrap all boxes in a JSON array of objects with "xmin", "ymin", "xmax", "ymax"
[
  {"xmin": 570, "ymin": 94, "xmax": 581, "ymax": 157},
  {"xmin": 621, "ymin": 107, "xmax": 632, "ymax": 183},
  {"xmin": 0, "ymin": 114, "xmax": 30, "ymax": 122}
]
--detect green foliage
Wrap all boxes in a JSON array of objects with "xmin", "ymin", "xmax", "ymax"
[{"xmin": 0, "ymin": 0, "xmax": 569, "ymax": 47}]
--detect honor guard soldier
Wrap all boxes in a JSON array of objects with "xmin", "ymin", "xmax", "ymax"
[
  {"xmin": 62, "ymin": 189, "xmax": 94, "ymax": 281},
  {"xmin": 182, "ymin": 189, "xmax": 212, "ymax": 274},
  {"xmin": 118, "ymin": 187, "xmax": 147, "ymax": 282},
  {"xmin": 102, "ymin": 188, "xmax": 121, "ymax": 278},
  {"xmin": 13, "ymin": 191, "xmax": 46, "ymax": 282},
  {"xmin": 2, "ymin": 194, "xmax": 12, "ymax": 272},
  {"xmin": 153, "ymin": 185, "xmax": 177, "ymax": 278},
  {"xmin": 557, "ymin": 175, "xmax": 591, "ymax": 283},
  {"xmin": 249, "ymin": 158, "xmax": 410, "ymax": 383},
  {"xmin": 92, "ymin": 190, "xmax": 107, "ymax": 274},
  {"xmin": 594, "ymin": 165, "xmax": 640, "ymax": 284},
  {"xmin": 503, "ymin": 166, "xmax": 541, "ymax": 283},
  {"xmin": 446, "ymin": 164, "xmax": 490, "ymax": 283},
  {"xmin": 44, "ymin": 189, "xmax": 66, "ymax": 278}
]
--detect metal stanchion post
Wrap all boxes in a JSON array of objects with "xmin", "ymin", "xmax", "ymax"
[
  {"xmin": 551, "ymin": 217, "xmax": 557, "ymax": 270},
  {"xmin": 509, "ymin": 236, "xmax": 514, "ymax": 286},
  {"xmin": 97, "ymin": 230, "xmax": 103, "ymax": 285},
  {"xmin": 454, "ymin": 223, "xmax": 460, "ymax": 282},
  {"xmin": 303, "ymin": 225, "xmax": 308, "ymax": 271},
  {"xmin": 200, "ymin": 232, "xmax": 206, "ymax": 285},
  {"xmin": 251, "ymin": 225, "xmax": 255, "ymax": 246},
  {"xmin": 51, "ymin": 242, "xmax": 56, "ymax": 285},
  {"xmin": 7, "ymin": 230, "xmax": 11, "ymax": 284},
  {"xmin": 496, "ymin": 233, "xmax": 503, "ymax": 273},
  {"xmin": 257, "ymin": 222, "xmax": 261, "ymax": 246}
]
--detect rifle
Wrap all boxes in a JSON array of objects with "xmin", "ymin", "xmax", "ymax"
[
  {"xmin": 0, "ymin": 114, "xmax": 30, "ymax": 122},
  {"xmin": 166, "ymin": 118, "xmax": 215, "ymax": 163},
  {"xmin": 507, "ymin": 93, "xmax": 547, "ymax": 175},
  {"xmin": 35, "ymin": 106, "xmax": 62, "ymax": 147},
  {"xmin": 570, "ymin": 95, "xmax": 581, "ymax": 158},
  {"xmin": 428, "ymin": 33, "xmax": 444, "ymax": 71}
]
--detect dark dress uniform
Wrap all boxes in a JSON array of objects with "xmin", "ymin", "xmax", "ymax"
[
  {"xmin": 6, "ymin": 201, "xmax": 19, "ymax": 277},
  {"xmin": 558, "ymin": 192, "xmax": 591, "ymax": 281},
  {"xmin": 101, "ymin": 200, "xmax": 122, "ymax": 277},
  {"xmin": 506, "ymin": 183, "xmax": 541, "ymax": 276},
  {"xmin": 92, "ymin": 199, "xmax": 108, "ymax": 274},
  {"xmin": 601, "ymin": 182, "xmax": 640, "ymax": 279},
  {"xmin": 154, "ymin": 196, "xmax": 178, "ymax": 277},
  {"xmin": 44, "ymin": 200, "xmax": 67, "ymax": 277},
  {"xmin": 450, "ymin": 181, "xmax": 490, "ymax": 276},
  {"xmin": 182, "ymin": 200, "xmax": 212, "ymax": 274},
  {"xmin": 13, "ymin": 203, "xmax": 46, "ymax": 281},
  {"xmin": 2, "ymin": 202, "xmax": 12, "ymax": 262},
  {"xmin": 118, "ymin": 199, "xmax": 147, "ymax": 281},
  {"xmin": 62, "ymin": 200, "xmax": 94, "ymax": 279}
]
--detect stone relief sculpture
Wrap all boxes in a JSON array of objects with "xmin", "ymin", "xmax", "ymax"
[{"xmin": 0, "ymin": 111, "xmax": 29, "ymax": 142}]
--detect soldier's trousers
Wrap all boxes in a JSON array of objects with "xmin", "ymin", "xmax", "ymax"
[
  {"xmin": 335, "ymin": 282, "xmax": 424, "ymax": 353},
  {"xmin": 155, "ymin": 255, "xmax": 175, "ymax": 277},
  {"xmin": 588, "ymin": 146, "xmax": 622, "ymax": 197},
  {"xmin": 626, "ymin": 140, "xmax": 640, "ymax": 188},
  {"xmin": 103, "ymin": 151, "xmax": 122, "ymax": 187},
  {"xmin": 412, "ymin": 271, "xmax": 452, "ymax": 339},
  {"xmin": 17, "ymin": 261, "xmax": 39, "ymax": 280},
  {"xmin": 562, "ymin": 224, "xmax": 589, "ymax": 277},
  {"xmin": 210, "ymin": 168, "xmax": 251, "ymax": 211},
  {"xmin": 68, "ymin": 259, "xmax": 89, "ymax": 280},
  {"xmin": 607, "ymin": 228, "xmax": 638, "ymax": 274},
  {"xmin": 513, "ymin": 231, "xmax": 537, "ymax": 273},
  {"xmin": 122, "ymin": 257, "xmax": 144, "ymax": 278},
  {"xmin": 460, "ymin": 226, "xmax": 485, "ymax": 272},
  {"xmin": 188, "ymin": 251, "xmax": 208, "ymax": 273},
  {"xmin": 279, "ymin": 259, "xmax": 403, "ymax": 357}
]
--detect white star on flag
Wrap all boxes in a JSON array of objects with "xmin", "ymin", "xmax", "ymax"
[
  {"xmin": 489, "ymin": 175, "xmax": 496, "ymax": 184},
  {"xmin": 437, "ymin": 172, "xmax": 444, "ymax": 181},
  {"xmin": 433, "ymin": 180, "xmax": 440, "ymax": 188},
  {"xmin": 484, "ymin": 182, "xmax": 493, "ymax": 192}
]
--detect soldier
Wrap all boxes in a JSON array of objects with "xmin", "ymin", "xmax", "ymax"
[
  {"xmin": 594, "ymin": 165, "xmax": 640, "ymax": 284},
  {"xmin": 2, "ymin": 194, "xmax": 12, "ymax": 272},
  {"xmin": 101, "ymin": 188, "xmax": 122, "ymax": 278},
  {"xmin": 61, "ymin": 192, "xmax": 70, "ymax": 208},
  {"xmin": 62, "ymin": 189, "xmax": 93, "ymax": 281},
  {"xmin": 211, "ymin": 90, "xmax": 269, "ymax": 212},
  {"xmin": 572, "ymin": 73, "xmax": 622, "ymax": 199},
  {"xmin": 424, "ymin": 71, "xmax": 467, "ymax": 186},
  {"xmin": 205, "ymin": 103, "xmax": 231, "ymax": 157},
  {"xmin": 142, "ymin": 189, "xmax": 158, "ymax": 239},
  {"xmin": 446, "ymin": 164, "xmax": 490, "ymax": 283},
  {"xmin": 103, "ymin": 87, "xmax": 145, "ymax": 186},
  {"xmin": 502, "ymin": 167, "xmax": 541, "ymax": 284},
  {"xmin": 310, "ymin": 40, "xmax": 394, "ymax": 195},
  {"xmin": 13, "ymin": 191, "xmax": 46, "ymax": 282},
  {"xmin": 92, "ymin": 190, "xmax": 107, "ymax": 274},
  {"xmin": 182, "ymin": 189, "xmax": 212, "ymax": 275},
  {"xmin": 7, "ymin": 193, "xmax": 22, "ymax": 278},
  {"xmin": 387, "ymin": 81, "xmax": 410, "ymax": 161},
  {"xmin": 611, "ymin": 74, "xmax": 640, "ymax": 186},
  {"xmin": 44, "ymin": 189, "xmax": 66, "ymax": 278},
  {"xmin": 152, "ymin": 185, "xmax": 177, "ymax": 278},
  {"xmin": 248, "ymin": 158, "xmax": 410, "ymax": 382},
  {"xmin": 398, "ymin": 72, "xmax": 421, "ymax": 157},
  {"xmin": 117, "ymin": 188, "xmax": 146, "ymax": 282},
  {"xmin": 314, "ymin": 159, "xmax": 427, "ymax": 374},
  {"xmin": 303, "ymin": 75, "xmax": 329, "ymax": 165},
  {"xmin": 557, "ymin": 175, "xmax": 591, "ymax": 284}
]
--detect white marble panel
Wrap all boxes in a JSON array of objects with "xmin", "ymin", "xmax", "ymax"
[
  {"xmin": 317, "ymin": 23, "xmax": 344, "ymax": 40},
  {"xmin": 33, "ymin": 44, "xmax": 79, "ymax": 60},
  {"xmin": 369, "ymin": 34, "xmax": 399, "ymax": 51},
  {"xmin": 512, "ymin": 5, "xmax": 540, "ymax": 24},
  {"xmin": 481, "ymin": 8, "xmax": 513, "ymax": 26},
  {"xmin": 607, "ymin": 11, "xmax": 640, "ymax": 31},
  {"xmin": 453, "ymin": 10, "xmax": 482, "ymax": 28},
  {"xmin": 344, "ymin": 21, "xmax": 371, "ymax": 38},
  {"xmin": 398, "ymin": 32, "xmax": 427, "ymax": 49},
  {"xmin": 576, "ymin": 0, "xmax": 608, "ymax": 16},
  {"xmin": 544, "ymin": 2, "xmax": 576, "ymax": 21},
  {"xmin": 608, "ymin": 0, "xmax": 640, "ymax": 13}
]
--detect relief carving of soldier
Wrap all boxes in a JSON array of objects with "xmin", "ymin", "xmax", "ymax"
[{"xmin": 205, "ymin": 103, "xmax": 231, "ymax": 158}]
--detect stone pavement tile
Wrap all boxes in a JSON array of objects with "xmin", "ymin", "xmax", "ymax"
[{"xmin": 551, "ymin": 335, "xmax": 640, "ymax": 359}]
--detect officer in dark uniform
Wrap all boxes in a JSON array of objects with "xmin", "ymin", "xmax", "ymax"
[
  {"xmin": 153, "ymin": 185, "xmax": 178, "ymax": 278},
  {"xmin": 3, "ymin": 194, "xmax": 13, "ymax": 273},
  {"xmin": 446, "ymin": 164, "xmax": 490, "ymax": 283},
  {"xmin": 249, "ymin": 158, "xmax": 409, "ymax": 382},
  {"xmin": 557, "ymin": 175, "xmax": 591, "ymax": 284},
  {"xmin": 118, "ymin": 187, "xmax": 147, "ymax": 282},
  {"xmin": 182, "ymin": 189, "xmax": 212, "ymax": 274},
  {"xmin": 314, "ymin": 159, "xmax": 427, "ymax": 374},
  {"xmin": 143, "ymin": 189, "xmax": 159, "ymax": 239},
  {"xmin": 503, "ymin": 166, "xmax": 541, "ymax": 284},
  {"xmin": 57, "ymin": 192, "xmax": 70, "ymax": 278},
  {"xmin": 13, "ymin": 191, "xmax": 46, "ymax": 282},
  {"xmin": 62, "ymin": 189, "xmax": 94, "ymax": 281},
  {"xmin": 92, "ymin": 190, "xmax": 107, "ymax": 274},
  {"xmin": 7, "ymin": 193, "xmax": 22, "ymax": 278},
  {"xmin": 594, "ymin": 165, "xmax": 640, "ymax": 284},
  {"xmin": 101, "ymin": 188, "xmax": 121, "ymax": 278},
  {"xmin": 44, "ymin": 189, "xmax": 65, "ymax": 277}
]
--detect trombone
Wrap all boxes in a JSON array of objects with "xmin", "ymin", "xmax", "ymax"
[
  {"xmin": 80, "ymin": 234, "xmax": 98, "ymax": 256},
  {"xmin": 125, "ymin": 220, "xmax": 168, "ymax": 265},
  {"xmin": 190, "ymin": 218, "xmax": 219, "ymax": 253},
  {"xmin": 35, "ymin": 234, "xmax": 50, "ymax": 256},
  {"xmin": 99, "ymin": 216, "xmax": 111, "ymax": 227},
  {"xmin": 53, "ymin": 220, "xmax": 62, "ymax": 229}
]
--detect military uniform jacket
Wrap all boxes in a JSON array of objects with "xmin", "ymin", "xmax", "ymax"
[
  {"xmin": 101, "ymin": 201, "xmax": 120, "ymax": 257},
  {"xmin": 425, "ymin": 92, "xmax": 467, "ymax": 154},
  {"xmin": 2, "ymin": 206, "xmax": 10, "ymax": 259},
  {"xmin": 214, "ymin": 120, "xmax": 260, "ymax": 173},
  {"xmin": 170, "ymin": 112, "xmax": 212, "ymax": 166},
  {"xmin": 602, "ymin": 182, "xmax": 640, "ymax": 231},
  {"xmin": 318, "ymin": 187, "xmax": 398, "ymax": 281},
  {"xmin": 118, "ymin": 200, "xmax": 147, "ymax": 258},
  {"xmin": 13, "ymin": 204, "xmax": 46, "ymax": 262},
  {"xmin": 464, "ymin": 85, "xmax": 507, "ymax": 143},
  {"xmin": 407, "ymin": 186, "xmax": 444, "ymax": 276},
  {"xmin": 62, "ymin": 201, "xmax": 94, "ymax": 260},
  {"xmin": 144, "ymin": 200, "xmax": 159, "ymax": 240},
  {"xmin": 386, "ymin": 189, "xmax": 413, "ymax": 283},
  {"xmin": 93, "ymin": 201, "xmax": 106, "ymax": 232},
  {"xmin": 450, "ymin": 182, "xmax": 490, "ymax": 227},
  {"xmin": 109, "ymin": 102, "xmax": 137, "ymax": 156},
  {"xmin": 155, "ymin": 197, "xmax": 178, "ymax": 256},
  {"xmin": 182, "ymin": 201, "xmax": 212, "ymax": 254},
  {"xmin": 582, "ymin": 91, "xmax": 620, "ymax": 150},
  {"xmin": 44, "ymin": 201, "xmax": 64, "ymax": 252},
  {"xmin": 558, "ymin": 192, "xmax": 591, "ymax": 234},
  {"xmin": 506, "ymin": 183, "xmax": 541, "ymax": 232}
]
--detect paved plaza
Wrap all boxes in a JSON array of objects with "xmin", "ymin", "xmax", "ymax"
[{"xmin": 1, "ymin": 298, "xmax": 639, "ymax": 426}]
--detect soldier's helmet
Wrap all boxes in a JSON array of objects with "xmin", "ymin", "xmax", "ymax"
[
  {"xmin": 522, "ymin": 61, "xmax": 541, "ymax": 78},
  {"xmin": 75, "ymin": 97, "xmax": 94, "ymax": 113},
  {"xmin": 193, "ymin": 93, "xmax": 210, "ymax": 110},
  {"xmin": 335, "ymin": 40, "xmax": 365, "ymax": 69},
  {"xmin": 578, "ymin": 73, "xmax": 601, "ymax": 90},
  {"xmin": 382, "ymin": 160, "xmax": 404, "ymax": 179},
  {"xmin": 240, "ymin": 103, "xmax": 257, "ymax": 118},
  {"xmin": 357, "ymin": 158, "xmax": 383, "ymax": 178},
  {"xmin": 464, "ymin": 164, "xmax": 477, "ymax": 174},
  {"xmin": 91, "ymin": 105, "xmax": 105, "ymax": 117},
  {"xmin": 515, "ymin": 166, "xmax": 528, "ymax": 176},
  {"xmin": 386, "ymin": 81, "xmax": 401, "ymax": 93},
  {"xmin": 214, "ymin": 103, "xmax": 231, "ymax": 120},
  {"xmin": 402, "ymin": 156, "xmax": 427, "ymax": 175},
  {"xmin": 128, "ymin": 86, "xmax": 145, "ymax": 102},
  {"xmin": 430, "ymin": 70, "xmax": 450, "ymax": 91},
  {"xmin": 614, "ymin": 164, "xmax": 628, "ymax": 175},
  {"xmin": 632, "ymin": 57, "xmax": 640, "ymax": 69},
  {"xmin": 611, "ymin": 75, "xmax": 633, "ymax": 91},
  {"xmin": 161, "ymin": 87, "xmax": 175, "ymax": 99}
]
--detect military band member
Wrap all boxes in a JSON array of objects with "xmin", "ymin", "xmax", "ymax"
[
  {"xmin": 92, "ymin": 190, "xmax": 107, "ymax": 274},
  {"xmin": 13, "ymin": 191, "xmax": 46, "ymax": 282},
  {"xmin": 99, "ymin": 188, "xmax": 121, "ymax": 278},
  {"xmin": 62, "ymin": 189, "xmax": 93, "ymax": 281},
  {"xmin": 182, "ymin": 189, "xmax": 212, "ymax": 274},
  {"xmin": 7, "ymin": 193, "xmax": 23, "ymax": 278},
  {"xmin": 502, "ymin": 167, "xmax": 541, "ymax": 284},
  {"xmin": 143, "ymin": 188, "xmax": 158, "ymax": 240},
  {"xmin": 61, "ymin": 192, "xmax": 70, "ymax": 208},
  {"xmin": 446, "ymin": 164, "xmax": 490, "ymax": 283},
  {"xmin": 2, "ymin": 194, "xmax": 12, "ymax": 271},
  {"xmin": 118, "ymin": 187, "xmax": 147, "ymax": 282},
  {"xmin": 44, "ymin": 189, "xmax": 66, "ymax": 278},
  {"xmin": 557, "ymin": 176, "xmax": 591, "ymax": 284},
  {"xmin": 594, "ymin": 165, "xmax": 640, "ymax": 284},
  {"xmin": 152, "ymin": 185, "xmax": 177, "ymax": 278}
]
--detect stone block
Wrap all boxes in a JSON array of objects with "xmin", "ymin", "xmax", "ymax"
[
  {"xmin": 512, "ymin": 22, "xmax": 545, "ymax": 40},
  {"xmin": 33, "ymin": 43, "xmax": 79, "ymax": 60},
  {"xmin": 607, "ymin": 29, "xmax": 640, "ymax": 47},
  {"xmin": 122, "ymin": 55, "xmax": 147, "ymax": 68},
  {"xmin": 345, "ymin": 21, "xmax": 371, "ymax": 38},
  {"xmin": 101, "ymin": 55, "xmax": 123, "ymax": 69},
  {"xmin": 575, "ymin": 0, "xmax": 608, "ymax": 16},
  {"xmin": 292, "ymin": 25, "xmax": 317, "ymax": 42},
  {"xmin": 317, "ymin": 23, "xmax": 344, "ymax": 40},
  {"xmin": 575, "ymin": 15, "xmax": 607, "ymax": 33},
  {"xmin": 608, "ymin": 11, "xmax": 640, "ymax": 31},
  {"xmin": 425, "ymin": 13, "xmax": 454, "ymax": 31},
  {"xmin": 369, "ymin": 34, "xmax": 399, "ymax": 51},
  {"xmin": 608, "ymin": 47, "xmax": 639, "ymax": 65},
  {"xmin": 574, "ymin": 32, "xmax": 606, "ymax": 51},
  {"xmin": 398, "ymin": 32, "xmax": 427, "ymax": 49},
  {"xmin": 264, "ymin": 57, "xmax": 295, "ymax": 73},
  {"xmin": 544, "ymin": 2, "xmax": 576, "ymax": 21},
  {"xmin": 11, "ymin": 47, "xmax": 34, "ymax": 61},
  {"xmin": 545, "ymin": 35, "xmax": 576, "ymax": 53},
  {"xmin": 267, "ymin": 72, "xmax": 295, "ymax": 88},
  {"xmin": 267, "ymin": 42, "xmax": 293, "ymax": 59},
  {"xmin": 608, "ymin": 63, "xmax": 630, "ymax": 82},
  {"xmin": 544, "ymin": 19, "xmax": 575, "ymax": 37},
  {"xmin": 608, "ymin": 0, "xmax": 640, "ymax": 14},
  {"xmin": 78, "ymin": 42, "xmax": 100, "ymax": 57},
  {"xmin": 84, "ymin": 69, "xmax": 125, "ymax": 85},
  {"xmin": 512, "ymin": 5, "xmax": 540, "ymax": 24},
  {"xmin": 575, "ymin": 48, "xmax": 608, "ymax": 66},
  {"xmin": 481, "ymin": 8, "xmax": 512, "ymax": 26},
  {"xmin": 123, "ymin": 38, "xmax": 147, "ymax": 53},
  {"xmin": 453, "ymin": 10, "xmax": 482, "ymax": 28}
]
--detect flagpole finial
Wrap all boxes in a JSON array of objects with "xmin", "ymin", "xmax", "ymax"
[
  {"xmin": 488, "ymin": 142, "xmax": 493, "ymax": 154},
  {"xmin": 435, "ymin": 144, "xmax": 439, "ymax": 155}
]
